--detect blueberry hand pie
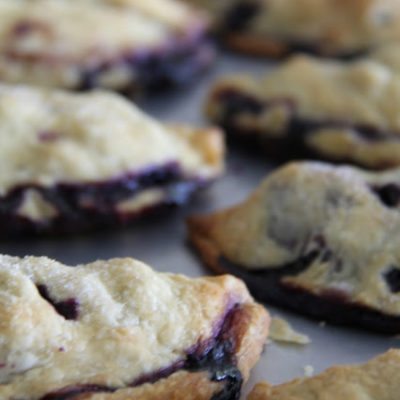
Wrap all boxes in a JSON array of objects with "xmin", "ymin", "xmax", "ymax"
[
  {"xmin": 0, "ymin": 254, "xmax": 269, "ymax": 399},
  {"xmin": 207, "ymin": 43, "xmax": 400, "ymax": 169},
  {"xmin": 188, "ymin": 161, "xmax": 400, "ymax": 332},
  {"xmin": 0, "ymin": 0, "xmax": 211, "ymax": 92},
  {"xmin": 0, "ymin": 84, "xmax": 224, "ymax": 235},
  {"xmin": 247, "ymin": 350, "xmax": 400, "ymax": 400},
  {"xmin": 182, "ymin": 0, "xmax": 400, "ymax": 57}
]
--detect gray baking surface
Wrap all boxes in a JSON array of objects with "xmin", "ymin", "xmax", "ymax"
[{"xmin": 1, "ymin": 51, "xmax": 398, "ymax": 398}]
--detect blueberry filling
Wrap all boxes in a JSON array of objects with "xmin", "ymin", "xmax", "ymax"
[
  {"xmin": 38, "ymin": 131, "xmax": 61, "ymax": 142},
  {"xmin": 0, "ymin": 162, "xmax": 206, "ymax": 235},
  {"xmin": 12, "ymin": 20, "xmax": 42, "ymax": 37},
  {"xmin": 224, "ymin": 1, "xmax": 261, "ymax": 32},
  {"xmin": 7, "ymin": 18, "xmax": 212, "ymax": 94},
  {"xmin": 372, "ymin": 184, "xmax": 400, "ymax": 208},
  {"xmin": 37, "ymin": 307, "xmax": 243, "ymax": 400},
  {"xmin": 217, "ymin": 91, "xmax": 266, "ymax": 116},
  {"xmin": 215, "ymin": 89, "xmax": 400, "ymax": 166},
  {"xmin": 39, "ymin": 385, "xmax": 113, "ymax": 400},
  {"xmin": 36, "ymin": 284, "xmax": 79, "ymax": 320},
  {"xmin": 79, "ymin": 34, "xmax": 212, "ymax": 93},
  {"xmin": 384, "ymin": 268, "xmax": 400, "ymax": 293},
  {"xmin": 185, "ymin": 306, "xmax": 242, "ymax": 400},
  {"xmin": 216, "ymin": 251, "xmax": 400, "ymax": 333}
]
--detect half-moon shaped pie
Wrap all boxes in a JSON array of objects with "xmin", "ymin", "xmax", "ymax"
[
  {"xmin": 188, "ymin": 161, "xmax": 400, "ymax": 332},
  {"xmin": 181, "ymin": 0, "xmax": 400, "ymax": 58},
  {"xmin": 0, "ymin": 84, "xmax": 224, "ymax": 235},
  {"xmin": 0, "ymin": 0, "xmax": 211, "ymax": 92},
  {"xmin": 247, "ymin": 350, "xmax": 400, "ymax": 400},
  {"xmin": 0, "ymin": 254, "xmax": 269, "ymax": 399},
  {"xmin": 206, "ymin": 43, "xmax": 400, "ymax": 169}
]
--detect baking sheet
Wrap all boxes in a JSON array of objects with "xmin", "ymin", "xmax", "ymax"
[{"xmin": 1, "ymin": 50, "xmax": 398, "ymax": 398}]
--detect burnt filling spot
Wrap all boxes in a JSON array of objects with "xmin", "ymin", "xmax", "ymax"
[
  {"xmin": 38, "ymin": 307, "xmax": 243, "ymax": 400},
  {"xmin": 384, "ymin": 268, "xmax": 400, "ymax": 293},
  {"xmin": 224, "ymin": 1, "xmax": 261, "ymax": 32},
  {"xmin": 372, "ymin": 184, "xmax": 400, "ymax": 208},
  {"xmin": 215, "ymin": 89, "xmax": 400, "ymax": 164},
  {"xmin": 36, "ymin": 284, "xmax": 79, "ymax": 320}
]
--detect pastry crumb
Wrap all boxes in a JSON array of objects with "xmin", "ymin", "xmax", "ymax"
[
  {"xmin": 269, "ymin": 317, "xmax": 310, "ymax": 345},
  {"xmin": 303, "ymin": 365, "xmax": 314, "ymax": 377}
]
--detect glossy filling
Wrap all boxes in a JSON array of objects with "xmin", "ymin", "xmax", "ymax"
[
  {"xmin": 0, "ymin": 162, "xmax": 204, "ymax": 235},
  {"xmin": 38, "ymin": 306, "xmax": 243, "ymax": 400},
  {"xmin": 214, "ymin": 89, "xmax": 399, "ymax": 165},
  {"xmin": 215, "ymin": 237, "xmax": 400, "ymax": 333}
]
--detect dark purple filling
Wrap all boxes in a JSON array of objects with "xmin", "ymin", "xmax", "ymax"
[
  {"xmin": 38, "ymin": 131, "xmax": 61, "ymax": 143},
  {"xmin": 215, "ymin": 89, "xmax": 400, "ymax": 168},
  {"xmin": 12, "ymin": 21, "xmax": 40, "ymax": 37},
  {"xmin": 0, "ymin": 163, "xmax": 207, "ymax": 236},
  {"xmin": 39, "ymin": 385, "xmax": 114, "ymax": 400},
  {"xmin": 7, "ymin": 17, "xmax": 213, "ymax": 95},
  {"xmin": 372, "ymin": 184, "xmax": 400, "ymax": 208},
  {"xmin": 36, "ymin": 284, "xmax": 79, "ymax": 320},
  {"xmin": 272, "ymin": 41, "xmax": 365, "ymax": 60},
  {"xmin": 384, "ymin": 268, "xmax": 400, "ymax": 293},
  {"xmin": 215, "ymin": 240, "xmax": 400, "ymax": 333},
  {"xmin": 223, "ymin": 1, "xmax": 261, "ymax": 32},
  {"xmin": 79, "ymin": 35, "xmax": 213, "ymax": 94},
  {"xmin": 37, "ymin": 307, "xmax": 243, "ymax": 400}
]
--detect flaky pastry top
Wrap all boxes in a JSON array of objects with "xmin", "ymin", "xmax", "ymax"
[
  {"xmin": 185, "ymin": 0, "xmax": 400, "ymax": 54},
  {"xmin": 0, "ymin": 0, "xmax": 202, "ymax": 57},
  {"xmin": 190, "ymin": 162, "xmax": 400, "ymax": 315},
  {"xmin": 0, "ymin": 255, "xmax": 252, "ymax": 399},
  {"xmin": 0, "ymin": 0, "xmax": 207, "ymax": 87},
  {"xmin": 247, "ymin": 350, "xmax": 400, "ymax": 400},
  {"xmin": 0, "ymin": 84, "xmax": 223, "ymax": 196},
  {"xmin": 210, "ymin": 42, "xmax": 400, "ymax": 134}
]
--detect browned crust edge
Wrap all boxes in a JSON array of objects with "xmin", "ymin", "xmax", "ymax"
[
  {"xmin": 224, "ymin": 34, "xmax": 291, "ymax": 58},
  {"xmin": 246, "ymin": 349, "xmax": 400, "ymax": 400},
  {"xmin": 187, "ymin": 214, "xmax": 228, "ymax": 276}
]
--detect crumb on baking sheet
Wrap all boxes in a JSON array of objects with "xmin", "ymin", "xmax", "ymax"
[
  {"xmin": 303, "ymin": 365, "xmax": 314, "ymax": 377},
  {"xmin": 269, "ymin": 317, "xmax": 311, "ymax": 345}
]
